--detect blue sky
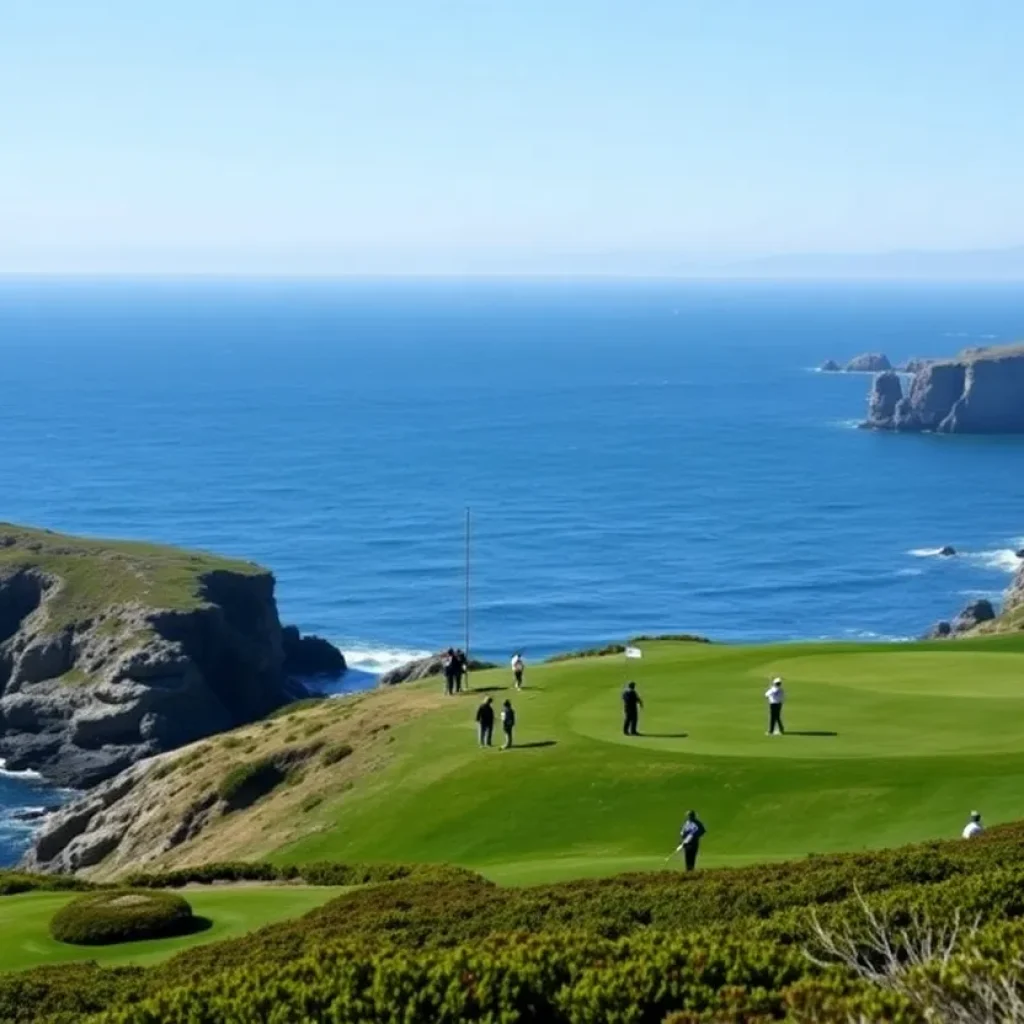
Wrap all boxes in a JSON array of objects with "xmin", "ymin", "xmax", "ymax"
[{"xmin": 3, "ymin": 1, "xmax": 1023, "ymax": 273}]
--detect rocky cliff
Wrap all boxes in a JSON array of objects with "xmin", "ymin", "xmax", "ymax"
[
  {"xmin": 0, "ymin": 525, "xmax": 345, "ymax": 788},
  {"xmin": 864, "ymin": 344, "xmax": 1024, "ymax": 433}
]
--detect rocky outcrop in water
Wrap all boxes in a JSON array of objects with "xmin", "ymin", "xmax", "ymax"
[
  {"xmin": 819, "ymin": 359, "xmax": 840, "ymax": 372},
  {"xmin": 868, "ymin": 371, "xmax": 903, "ymax": 423},
  {"xmin": 846, "ymin": 353, "xmax": 892, "ymax": 373},
  {"xmin": 378, "ymin": 652, "xmax": 496, "ymax": 687},
  {"xmin": 926, "ymin": 599, "xmax": 996, "ymax": 639},
  {"xmin": 0, "ymin": 525, "xmax": 345, "ymax": 788},
  {"xmin": 281, "ymin": 626, "xmax": 347, "ymax": 678},
  {"xmin": 864, "ymin": 345, "xmax": 1024, "ymax": 433}
]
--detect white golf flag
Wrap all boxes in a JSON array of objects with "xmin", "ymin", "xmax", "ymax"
[{"xmin": 625, "ymin": 646, "xmax": 643, "ymax": 659}]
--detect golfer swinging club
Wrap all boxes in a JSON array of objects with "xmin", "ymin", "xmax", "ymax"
[{"xmin": 668, "ymin": 810, "xmax": 706, "ymax": 871}]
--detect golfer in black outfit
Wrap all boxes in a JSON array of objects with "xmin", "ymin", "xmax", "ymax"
[
  {"xmin": 475, "ymin": 697, "xmax": 494, "ymax": 747},
  {"xmin": 622, "ymin": 681, "xmax": 642, "ymax": 736}
]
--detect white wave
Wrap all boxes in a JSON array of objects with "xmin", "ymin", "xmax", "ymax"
[
  {"xmin": 966, "ymin": 549, "xmax": 1022, "ymax": 573},
  {"xmin": 342, "ymin": 645, "xmax": 434, "ymax": 676},
  {"xmin": 841, "ymin": 629, "xmax": 914, "ymax": 642},
  {"xmin": 896, "ymin": 568, "xmax": 924, "ymax": 577},
  {"xmin": 0, "ymin": 758, "xmax": 43, "ymax": 782},
  {"xmin": 959, "ymin": 589, "xmax": 1003, "ymax": 600},
  {"xmin": 831, "ymin": 418, "xmax": 862, "ymax": 430},
  {"xmin": 909, "ymin": 547, "xmax": 945, "ymax": 558}
]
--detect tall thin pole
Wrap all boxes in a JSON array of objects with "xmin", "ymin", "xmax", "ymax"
[{"xmin": 464, "ymin": 507, "xmax": 471, "ymax": 687}]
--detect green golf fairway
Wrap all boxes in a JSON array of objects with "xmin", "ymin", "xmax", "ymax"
[
  {"xmin": 277, "ymin": 635, "xmax": 1024, "ymax": 884},
  {"xmin": 0, "ymin": 886, "xmax": 342, "ymax": 973}
]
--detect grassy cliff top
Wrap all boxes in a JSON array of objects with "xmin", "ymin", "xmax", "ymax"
[
  {"xmin": 0, "ymin": 523, "xmax": 265, "ymax": 628},
  {"xmin": 948, "ymin": 342, "xmax": 1024, "ymax": 363}
]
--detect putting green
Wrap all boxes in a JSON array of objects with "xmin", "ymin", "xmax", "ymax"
[
  {"xmin": 571, "ymin": 650, "xmax": 1024, "ymax": 758},
  {"xmin": 272, "ymin": 635, "xmax": 1024, "ymax": 883},
  {"xmin": 0, "ymin": 886, "xmax": 342, "ymax": 973}
]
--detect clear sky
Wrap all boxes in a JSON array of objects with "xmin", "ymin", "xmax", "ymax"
[{"xmin": 3, "ymin": 1, "xmax": 1024, "ymax": 274}]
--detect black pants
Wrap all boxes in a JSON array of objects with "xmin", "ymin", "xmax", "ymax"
[
  {"xmin": 514, "ymin": 669, "xmax": 523, "ymax": 688},
  {"xmin": 502, "ymin": 726, "xmax": 514, "ymax": 748},
  {"xmin": 769, "ymin": 704, "xmax": 784, "ymax": 734},
  {"xmin": 478, "ymin": 723, "xmax": 493, "ymax": 746},
  {"xmin": 444, "ymin": 672, "xmax": 455, "ymax": 695},
  {"xmin": 623, "ymin": 710, "xmax": 638, "ymax": 736},
  {"xmin": 683, "ymin": 842, "xmax": 699, "ymax": 871},
  {"xmin": 454, "ymin": 673, "xmax": 464, "ymax": 693}
]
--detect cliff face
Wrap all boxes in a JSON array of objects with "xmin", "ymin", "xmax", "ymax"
[
  {"xmin": 0, "ymin": 526, "xmax": 344, "ymax": 788},
  {"xmin": 864, "ymin": 345, "xmax": 1024, "ymax": 433}
]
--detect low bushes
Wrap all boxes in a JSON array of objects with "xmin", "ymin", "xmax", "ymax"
[
  {"xmin": 217, "ymin": 759, "xmax": 286, "ymax": 810},
  {"xmin": 6, "ymin": 825, "xmax": 1024, "ymax": 1020},
  {"xmin": 49, "ymin": 890, "xmax": 195, "ymax": 946},
  {"xmin": 0, "ymin": 870, "xmax": 93, "ymax": 896},
  {"xmin": 118, "ymin": 859, "xmax": 471, "ymax": 890},
  {"xmin": 321, "ymin": 741, "xmax": 353, "ymax": 766}
]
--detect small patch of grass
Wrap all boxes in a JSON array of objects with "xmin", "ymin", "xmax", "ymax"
[
  {"xmin": 267, "ymin": 698, "xmax": 327, "ymax": 721},
  {"xmin": 321, "ymin": 743, "xmax": 353, "ymax": 767},
  {"xmin": 56, "ymin": 667, "xmax": 90, "ymax": 686},
  {"xmin": 218, "ymin": 760, "xmax": 286, "ymax": 811}
]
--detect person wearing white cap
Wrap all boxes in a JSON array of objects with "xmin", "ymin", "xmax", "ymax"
[
  {"xmin": 962, "ymin": 811, "xmax": 984, "ymax": 839},
  {"xmin": 764, "ymin": 677, "xmax": 785, "ymax": 736}
]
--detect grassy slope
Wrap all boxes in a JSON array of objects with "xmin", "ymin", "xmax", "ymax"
[
  {"xmin": 271, "ymin": 635, "xmax": 1024, "ymax": 885},
  {"xmin": 0, "ymin": 523, "xmax": 262, "ymax": 629},
  {"xmin": 0, "ymin": 887, "xmax": 341, "ymax": 973}
]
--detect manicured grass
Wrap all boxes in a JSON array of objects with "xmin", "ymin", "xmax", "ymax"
[
  {"xmin": 0, "ymin": 886, "xmax": 342, "ymax": 972},
  {"xmin": 276, "ymin": 634, "xmax": 1024, "ymax": 884}
]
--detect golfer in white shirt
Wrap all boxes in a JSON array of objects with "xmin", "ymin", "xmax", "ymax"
[
  {"xmin": 511, "ymin": 653, "xmax": 525, "ymax": 690},
  {"xmin": 765, "ymin": 677, "xmax": 785, "ymax": 735},
  {"xmin": 962, "ymin": 811, "xmax": 984, "ymax": 839}
]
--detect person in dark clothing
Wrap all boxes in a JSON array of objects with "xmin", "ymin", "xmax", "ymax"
[
  {"xmin": 679, "ymin": 810, "xmax": 706, "ymax": 871},
  {"xmin": 454, "ymin": 649, "xmax": 467, "ymax": 693},
  {"xmin": 475, "ymin": 697, "xmax": 494, "ymax": 747},
  {"xmin": 622, "ymin": 681, "xmax": 642, "ymax": 736},
  {"xmin": 443, "ymin": 648, "xmax": 457, "ymax": 696},
  {"xmin": 501, "ymin": 699, "xmax": 516, "ymax": 749}
]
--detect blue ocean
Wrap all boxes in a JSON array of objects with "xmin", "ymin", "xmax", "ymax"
[{"xmin": 2, "ymin": 277, "xmax": 1024, "ymax": 863}]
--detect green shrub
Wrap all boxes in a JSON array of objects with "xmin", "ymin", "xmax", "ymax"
[
  {"xmin": 217, "ymin": 759, "xmax": 286, "ymax": 810},
  {"xmin": 49, "ymin": 890, "xmax": 195, "ymax": 946},
  {"xmin": 546, "ymin": 644, "xmax": 626, "ymax": 662},
  {"xmin": 321, "ymin": 742, "xmax": 353, "ymax": 766},
  {"xmin": 121, "ymin": 861, "xmax": 281, "ymax": 888},
  {"xmin": 0, "ymin": 870, "xmax": 93, "ymax": 896},
  {"xmin": 629, "ymin": 633, "xmax": 712, "ymax": 644},
  {"xmin": 13, "ymin": 823, "xmax": 1024, "ymax": 1021}
]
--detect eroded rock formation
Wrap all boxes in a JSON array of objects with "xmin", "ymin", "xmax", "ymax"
[
  {"xmin": 0, "ymin": 526, "xmax": 345, "ymax": 788},
  {"xmin": 864, "ymin": 345, "xmax": 1024, "ymax": 433}
]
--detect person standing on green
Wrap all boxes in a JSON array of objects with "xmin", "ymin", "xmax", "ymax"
[
  {"xmin": 622, "ymin": 681, "xmax": 643, "ymax": 736},
  {"xmin": 475, "ymin": 697, "xmax": 495, "ymax": 747},
  {"xmin": 501, "ymin": 699, "xmax": 516, "ymax": 749}
]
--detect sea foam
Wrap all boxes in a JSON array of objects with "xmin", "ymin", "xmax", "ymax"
[
  {"xmin": 342, "ymin": 645, "xmax": 434, "ymax": 677},
  {"xmin": 0, "ymin": 758, "xmax": 43, "ymax": 782}
]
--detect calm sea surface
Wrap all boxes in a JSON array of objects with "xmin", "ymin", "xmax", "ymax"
[{"xmin": 2, "ymin": 277, "xmax": 1024, "ymax": 861}]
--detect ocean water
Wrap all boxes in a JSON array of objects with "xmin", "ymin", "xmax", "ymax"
[{"xmin": 2, "ymin": 277, "xmax": 1024, "ymax": 862}]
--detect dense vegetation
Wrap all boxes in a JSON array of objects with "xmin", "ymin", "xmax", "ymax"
[
  {"xmin": 5, "ymin": 825, "xmax": 1024, "ymax": 1021},
  {"xmin": 49, "ymin": 891, "xmax": 195, "ymax": 947}
]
